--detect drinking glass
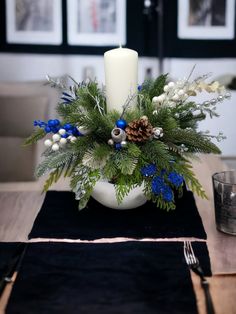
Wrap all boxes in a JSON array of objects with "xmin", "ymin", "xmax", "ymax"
[{"xmin": 212, "ymin": 171, "xmax": 236, "ymax": 235}]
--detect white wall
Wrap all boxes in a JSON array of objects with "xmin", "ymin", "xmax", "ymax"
[
  {"xmin": 0, "ymin": 53, "xmax": 235, "ymax": 156},
  {"xmin": 0, "ymin": 53, "xmax": 159, "ymax": 84}
]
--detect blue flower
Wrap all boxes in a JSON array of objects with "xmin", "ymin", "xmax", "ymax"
[
  {"xmin": 141, "ymin": 164, "xmax": 157, "ymax": 177},
  {"xmin": 162, "ymin": 185, "xmax": 174, "ymax": 202},
  {"xmin": 138, "ymin": 85, "xmax": 142, "ymax": 91},
  {"xmin": 167, "ymin": 172, "xmax": 183, "ymax": 187},
  {"xmin": 151, "ymin": 176, "xmax": 165, "ymax": 195},
  {"xmin": 152, "ymin": 176, "xmax": 174, "ymax": 202}
]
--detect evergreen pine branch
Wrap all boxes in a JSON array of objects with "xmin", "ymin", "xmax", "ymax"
[
  {"xmin": 171, "ymin": 161, "xmax": 207, "ymax": 199},
  {"xmin": 42, "ymin": 168, "xmax": 63, "ymax": 192},
  {"xmin": 167, "ymin": 129, "xmax": 221, "ymax": 154},
  {"xmin": 142, "ymin": 174, "xmax": 177, "ymax": 211},
  {"xmin": 64, "ymin": 156, "xmax": 78, "ymax": 177},
  {"xmin": 123, "ymin": 107, "xmax": 142, "ymax": 122},
  {"xmin": 82, "ymin": 144, "xmax": 112, "ymax": 170},
  {"xmin": 76, "ymin": 81, "xmax": 106, "ymax": 113},
  {"xmin": 151, "ymin": 74, "xmax": 168, "ymax": 98},
  {"xmin": 141, "ymin": 141, "xmax": 172, "ymax": 170},
  {"xmin": 85, "ymin": 111, "xmax": 114, "ymax": 140},
  {"xmin": 23, "ymin": 128, "xmax": 45, "ymax": 146},
  {"xmin": 170, "ymin": 102, "xmax": 206, "ymax": 129},
  {"xmin": 140, "ymin": 74, "xmax": 168, "ymax": 100},
  {"xmin": 45, "ymin": 74, "xmax": 68, "ymax": 90},
  {"xmin": 151, "ymin": 107, "xmax": 179, "ymax": 132},
  {"xmin": 178, "ymin": 112, "xmax": 206, "ymax": 130},
  {"xmin": 71, "ymin": 136, "xmax": 92, "ymax": 157},
  {"xmin": 155, "ymin": 196, "xmax": 176, "ymax": 211},
  {"xmin": 115, "ymin": 174, "xmax": 141, "ymax": 204},
  {"xmin": 126, "ymin": 142, "xmax": 142, "ymax": 158},
  {"xmin": 70, "ymin": 165, "xmax": 100, "ymax": 209},
  {"xmin": 142, "ymin": 99, "xmax": 156, "ymax": 119},
  {"xmin": 57, "ymin": 100, "xmax": 84, "ymax": 121},
  {"xmin": 35, "ymin": 149, "xmax": 77, "ymax": 178},
  {"xmin": 103, "ymin": 154, "xmax": 118, "ymax": 180},
  {"xmin": 113, "ymin": 150, "xmax": 139, "ymax": 175}
]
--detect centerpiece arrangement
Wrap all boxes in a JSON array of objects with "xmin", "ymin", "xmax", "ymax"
[{"xmin": 24, "ymin": 47, "xmax": 229, "ymax": 210}]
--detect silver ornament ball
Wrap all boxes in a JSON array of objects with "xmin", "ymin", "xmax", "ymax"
[
  {"xmin": 153, "ymin": 127, "xmax": 163, "ymax": 139},
  {"xmin": 121, "ymin": 140, "xmax": 127, "ymax": 147},
  {"xmin": 210, "ymin": 98, "xmax": 217, "ymax": 105},
  {"xmin": 217, "ymin": 95, "xmax": 224, "ymax": 102},
  {"xmin": 111, "ymin": 127, "xmax": 126, "ymax": 143},
  {"xmin": 108, "ymin": 139, "xmax": 114, "ymax": 146}
]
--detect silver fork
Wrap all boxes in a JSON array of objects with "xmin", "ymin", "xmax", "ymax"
[{"xmin": 183, "ymin": 241, "xmax": 215, "ymax": 314}]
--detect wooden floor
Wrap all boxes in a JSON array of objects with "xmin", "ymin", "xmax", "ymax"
[{"xmin": 0, "ymin": 155, "xmax": 235, "ymax": 314}]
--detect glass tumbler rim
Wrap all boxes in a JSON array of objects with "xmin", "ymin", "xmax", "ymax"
[{"xmin": 212, "ymin": 170, "xmax": 236, "ymax": 186}]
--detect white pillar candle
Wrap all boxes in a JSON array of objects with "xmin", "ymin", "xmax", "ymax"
[{"xmin": 104, "ymin": 47, "xmax": 138, "ymax": 112}]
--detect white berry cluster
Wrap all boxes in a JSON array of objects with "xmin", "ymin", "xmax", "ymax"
[
  {"xmin": 44, "ymin": 128, "xmax": 77, "ymax": 151},
  {"xmin": 152, "ymin": 81, "xmax": 189, "ymax": 109},
  {"xmin": 151, "ymin": 77, "xmax": 228, "ymax": 113}
]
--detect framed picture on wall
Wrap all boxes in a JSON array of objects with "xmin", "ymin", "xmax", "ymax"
[
  {"xmin": 178, "ymin": 0, "xmax": 235, "ymax": 39},
  {"xmin": 6, "ymin": 0, "xmax": 62, "ymax": 45},
  {"xmin": 67, "ymin": 0, "xmax": 126, "ymax": 46}
]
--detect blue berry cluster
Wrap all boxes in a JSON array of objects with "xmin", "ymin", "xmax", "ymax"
[
  {"xmin": 34, "ymin": 119, "xmax": 82, "ymax": 138},
  {"xmin": 44, "ymin": 119, "xmax": 61, "ymax": 133},
  {"xmin": 138, "ymin": 85, "xmax": 142, "ymax": 92},
  {"xmin": 115, "ymin": 119, "xmax": 127, "ymax": 130},
  {"xmin": 61, "ymin": 123, "xmax": 82, "ymax": 138},
  {"xmin": 34, "ymin": 120, "xmax": 46, "ymax": 128},
  {"xmin": 34, "ymin": 119, "xmax": 60, "ymax": 133}
]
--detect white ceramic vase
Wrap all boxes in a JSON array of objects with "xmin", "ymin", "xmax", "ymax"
[{"xmin": 91, "ymin": 180, "xmax": 147, "ymax": 210}]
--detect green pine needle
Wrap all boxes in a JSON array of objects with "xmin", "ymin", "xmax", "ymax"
[{"xmin": 23, "ymin": 128, "xmax": 45, "ymax": 146}]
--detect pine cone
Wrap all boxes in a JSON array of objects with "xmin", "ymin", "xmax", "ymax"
[{"xmin": 125, "ymin": 116, "xmax": 153, "ymax": 142}]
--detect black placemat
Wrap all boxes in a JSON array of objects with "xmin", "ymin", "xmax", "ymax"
[
  {"xmin": 0, "ymin": 243, "xmax": 19, "ymax": 275},
  {"xmin": 29, "ymin": 189, "xmax": 206, "ymax": 240},
  {"xmin": 6, "ymin": 241, "xmax": 211, "ymax": 314}
]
